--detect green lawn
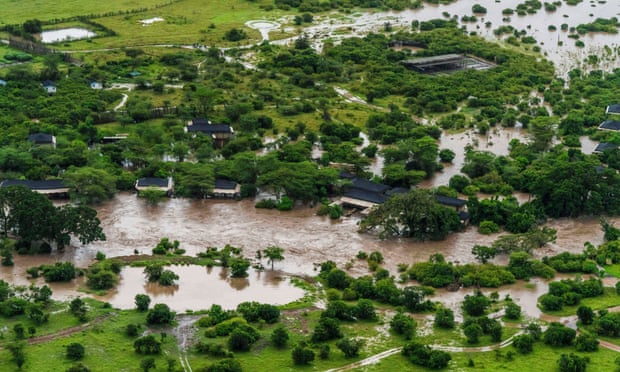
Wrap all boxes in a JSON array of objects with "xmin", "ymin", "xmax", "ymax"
[
  {"xmin": 363, "ymin": 344, "xmax": 618, "ymax": 371},
  {"xmin": 603, "ymin": 264, "xmax": 620, "ymax": 278},
  {"xmin": 50, "ymin": 0, "xmax": 285, "ymax": 50},
  {"xmin": 0, "ymin": 0, "xmax": 168, "ymax": 24},
  {"xmin": 540, "ymin": 287, "xmax": 620, "ymax": 317},
  {"xmin": 1, "ymin": 304, "xmax": 178, "ymax": 372}
]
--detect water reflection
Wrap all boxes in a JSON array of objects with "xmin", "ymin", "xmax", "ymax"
[{"xmin": 96, "ymin": 265, "xmax": 304, "ymax": 312}]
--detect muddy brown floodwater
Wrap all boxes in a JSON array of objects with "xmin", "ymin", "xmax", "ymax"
[{"xmin": 68, "ymin": 190, "xmax": 612, "ymax": 277}]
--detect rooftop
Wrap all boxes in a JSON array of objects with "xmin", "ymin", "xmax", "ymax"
[
  {"xmin": 136, "ymin": 177, "xmax": 170, "ymax": 188},
  {"xmin": 606, "ymin": 104, "xmax": 620, "ymax": 115},
  {"xmin": 186, "ymin": 123, "xmax": 233, "ymax": 134},
  {"xmin": 28, "ymin": 133, "xmax": 55, "ymax": 143},
  {"xmin": 594, "ymin": 142, "xmax": 619, "ymax": 153},
  {"xmin": 1, "ymin": 179, "xmax": 66, "ymax": 190},
  {"xmin": 435, "ymin": 195, "xmax": 467, "ymax": 208},
  {"xmin": 402, "ymin": 54, "xmax": 464, "ymax": 67},
  {"xmin": 599, "ymin": 120, "xmax": 620, "ymax": 131},
  {"xmin": 343, "ymin": 188, "xmax": 387, "ymax": 205},
  {"xmin": 214, "ymin": 179, "xmax": 238, "ymax": 190}
]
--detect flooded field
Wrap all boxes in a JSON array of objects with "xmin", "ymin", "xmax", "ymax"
[{"xmin": 274, "ymin": 0, "xmax": 620, "ymax": 77}]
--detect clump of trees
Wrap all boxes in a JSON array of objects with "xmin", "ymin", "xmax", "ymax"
[
  {"xmin": 0, "ymin": 186, "xmax": 105, "ymax": 251},
  {"xmin": 360, "ymin": 189, "xmax": 461, "ymax": 240},
  {"xmin": 539, "ymin": 278, "xmax": 604, "ymax": 312}
]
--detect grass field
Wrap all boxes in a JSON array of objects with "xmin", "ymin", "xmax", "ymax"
[
  {"xmin": 363, "ymin": 343, "xmax": 619, "ymax": 371},
  {"xmin": 0, "ymin": 0, "xmax": 170, "ymax": 24},
  {"xmin": 41, "ymin": 0, "xmax": 286, "ymax": 50},
  {"xmin": 540, "ymin": 287, "xmax": 620, "ymax": 317}
]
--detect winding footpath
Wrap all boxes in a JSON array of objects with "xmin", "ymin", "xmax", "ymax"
[{"xmin": 327, "ymin": 306, "xmax": 620, "ymax": 372}]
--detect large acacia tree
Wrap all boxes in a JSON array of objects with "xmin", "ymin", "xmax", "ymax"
[
  {"xmin": 0, "ymin": 186, "xmax": 105, "ymax": 249},
  {"xmin": 359, "ymin": 189, "xmax": 461, "ymax": 240}
]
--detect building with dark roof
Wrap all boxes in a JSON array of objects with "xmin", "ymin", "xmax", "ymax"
[
  {"xmin": 593, "ymin": 142, "xmax": 619, "ymax": 153},
  {"xmin": 28, "ymin": 133, "xmax": 56, "ymax": 148},
  {"xmin": 43, "ymin": 80, "xmax": 56, "ymax": 95},
  {"xmin": 606, "ymin": 104, "xmax": 620, "ymax": 115},
  {"xmin": 0, "ymin": 179, "xmax": 69, "ymax": 195},
  {"xmin": 185, "ymin": 119, "xmax": 234, "ymax": 148},
  {"xmin": 599, "ymin": 120, "xmax": 620, "ymax": 131},
  {"xmin": 210, "ymin": 179, "xmax": 241, "ymax": 198},
  {"xmin": 135, "ymin": 177, "xmax": 174, "ymax": 195},
  {"xmin": 435, "ymin": 195, "xmax": 467, "ymax": 209}
]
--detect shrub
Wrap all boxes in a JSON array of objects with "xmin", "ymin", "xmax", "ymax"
[
  {"xmin": 434, "ymin": 308, "xmax": 455, "ymax": 329},
  {"xmin": 575, "ymin": 334, "xmax": 599, "ymax": 352},
  {"xmin": 402, "ymin": 342, "xmax": 451, "ymax": 369},
  {"xmin": 135, "ymin": 294, "xmax": 151, "ymax": 312},
  {"xmin": 203, "ymin": 359, "xmax": 242, "ymax": 372},
  {"xmin": 66, "ymin": 343, "xmax": 85, "ymax": 360},
  {"xmin": 543, "ymin": 323, "xmax": 576, "ymax": 346},
  {"xmin": 134, "ymin": 335, "xmax": 161, "ymax": 354},
  {"xmin": 391, "ymin": 312, "xmax": 416, "ymax": 339},
  {"xmin": 478, "ymin": 220, "xmax": 500, "ymax": 235},
  {"xmin": 146, "ymin": 304, "xmax": 175, "ymax": 325},
  {"xmin": 337, "ymin": 338, "xmax": 363, "ymax": 358},
  {"xmin": 504, "ymin": 301, "xmax": 521, "ymax": 320},
  {"xmin": 292, "ymin": 344, "xmax": 315, "ymax": 365},
  {"xmin": 512, "ymin": 334, "xmax": 534, "ymax": 354},
  {"xmin": 271, "ymin": 326, "xmax": 289, "ymax": 348},
  {"xmin": 228, "ymin": 326, "xmax": 260, "ymax": 351},
  {"xmin": 312, "ymin": 317, "xmax": 342, "ymax": 342},
  {"xmin": 126, "ymin": 324, "xmax": 140, "ymax": 337}
]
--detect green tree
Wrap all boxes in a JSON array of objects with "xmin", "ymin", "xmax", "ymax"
[
  {"xmin": 577, "ymin": 306, "xmax": 594, "ymax": 325},
  {"xmin": 390, "ymin": 312, "xmax": 416, "ymax": 339},
  {"xmin": 229, "ymin": 258, "xmax": 250, "ymax": 278},
  {"xmin": 271, "ymin": 325, "xmax": 289, "ymax": 348},
  {"xmin": 463, "ymin": 291, "xmax": 490, "ymax": 317},
  {"xmin": 575, "ymin": 334, "xmax": 599, "ymax": 352},
  {"xmin": 512, "ymin": 334, "xmax": 534, "ymax": 354},
  {"xmin": 557, "ymin": 353, "xmax": 589, "ymax": 372},
  {"xmin": 134, "ymin": 335, "xmax": 161, "ymax": 354},
  {"xmin": 360, "ymin": 189, "xmax": 461, "ymax": 240},
  {"xmin": 543, "ymin": 323, "xmax": 576, "ymax": 346},
  {"xmin": 146, "ymin": 304, "xmax": 175, "ymax": 325},
  {"xmin": 66, "ymin": 343, "xmax": 85, "ymax": 360},
  {"xmin": 472, "ymin": 245, "xmax": 497, "ymax": 264},
  {"xmin": 135, "ymin": 294, "xmax": 151, "ymax": 312},
  {"xmin": 62, "ymin": 166, "xmax": 117, "ymax": 204},
  {"xmin": 292, "ymin": 344, "xmax": 315, "ymax": 365},
  {"xmin": 336, "ymin": 338, "xmax": 363, "ymax": 358},
  {"xmin": 434, "ymin": 308, "xmax": 455, "ymax": 329},
  {"xmin": 464, "ymin": 323, "xmax": 483, "ymax": 344},
  {"xmin": 140, "ymin": 357, "xmax": 156, "ymax": 372},
  {"xmin": 263, "ymin": 246, "xmax": 284, "ymax": 270}
]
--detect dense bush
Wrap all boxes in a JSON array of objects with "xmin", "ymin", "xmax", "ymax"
[{"xmin": 402, "ymin": 341, "xmax": 451, "ymax": 369}]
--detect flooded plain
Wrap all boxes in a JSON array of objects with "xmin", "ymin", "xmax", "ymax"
[
  {"xmin": 273, "ymin": 0, "xmax": 620, "ymax": 77},
  {"xmin": 6, "ymin": 0, "xmax": 620, "ymax": 311}
]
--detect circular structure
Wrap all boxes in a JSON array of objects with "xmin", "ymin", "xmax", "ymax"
[
  {"xmin": 245, "ymin": 20, "xmax": 280, "ymax": 41},
  {"xmin": 246, "ymin": 20, "xmax": 280, "ymax": 30}
]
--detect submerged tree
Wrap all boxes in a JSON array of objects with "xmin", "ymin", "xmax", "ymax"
[
  {"xmin": 263, "ymin": 246, "xmax": 284, "ymax": 270},
  {"xmin": 359, "ymin": 189, "xmax": 461, "ymax": 240}
]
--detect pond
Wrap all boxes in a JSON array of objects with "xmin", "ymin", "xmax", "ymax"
[
  {"xmin": 95, "ymin": 266, "xmax": 305, "ymax": 312},
  {"xmin": 41, "ymin": 28, "xmax": 95, "ymax": 43}
]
